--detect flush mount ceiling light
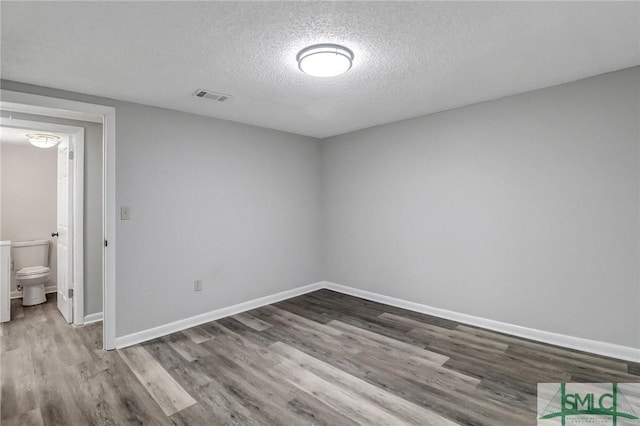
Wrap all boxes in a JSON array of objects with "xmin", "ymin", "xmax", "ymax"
[
  {"xmin": 26, "ymin": 133, "xmax": 61, "ymax": 149},
  {"xmin": 296, "ymin": 44, "xmax": 354, "ymax": 77}
]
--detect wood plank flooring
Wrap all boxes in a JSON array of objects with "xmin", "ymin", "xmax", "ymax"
[{"xmin": 1, "ymin": 290, "xmax": 639, "ymax": 425}]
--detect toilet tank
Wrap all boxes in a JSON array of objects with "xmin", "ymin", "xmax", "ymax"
[{"xmin": 12, "ymin": 240, "xmax": 50, "ymax": 271}]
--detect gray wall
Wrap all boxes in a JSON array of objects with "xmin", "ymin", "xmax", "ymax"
[
  {"xmin": 4, "ymin": 68, "xmax": 638, "ymax": 349},
  {"xmin": 0, "ymin": 111, "xmax": 104, "ymax": 316},
  {"xmin": 321, "ymin": 67, "xmax": 640, "ymax": 348},
  {"xmin": 1, "ymin": 142, "xmax": 58, "ymax": 292},
  {"xmin": 113, "ymin": 104, "xmax": 322, "ymax": 336},
  {"xmin": 1, "ymin": 80, "xmax": 323, "ymax": 336}
]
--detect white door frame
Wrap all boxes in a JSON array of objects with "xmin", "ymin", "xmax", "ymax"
[
  {"xmin": 0, "ymin": 117, "xmax": 85, "ymax": 324},
  {"xmin": 0, "ymin": 90, "xmax": 117, "ymax": 350}
]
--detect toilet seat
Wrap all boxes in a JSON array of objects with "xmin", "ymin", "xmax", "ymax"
[{"xmin": 16, "ymin": 265, "xmax": 51, "ymax": 278}]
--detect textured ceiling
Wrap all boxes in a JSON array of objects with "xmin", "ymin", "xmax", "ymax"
[{"xmin": 1, "ymin": 2, "xmax": 638, "ymax": 138}]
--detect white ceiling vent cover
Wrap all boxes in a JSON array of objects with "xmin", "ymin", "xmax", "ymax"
[{"xmin": 193, "ymin": 89, "xmax": 232, "ymax": 102}]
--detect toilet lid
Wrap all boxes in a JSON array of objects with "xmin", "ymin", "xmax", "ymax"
[{"xmin": 16, "ymin": 266, "xmax": 50, "ymax": 276}]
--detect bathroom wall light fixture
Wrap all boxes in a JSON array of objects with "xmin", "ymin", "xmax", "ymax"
[
  {"xmin": 297, "ymin": 44, "xmax": 354, "ymax": 77},
  {"xmin": 26, "ymin": 133, "xmax": 61, "ymax": 149}
]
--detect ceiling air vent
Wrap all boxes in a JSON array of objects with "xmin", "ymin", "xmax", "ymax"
[{"xmin": 193, "ymin": 89, "xmax": 232, "ymax": 102}]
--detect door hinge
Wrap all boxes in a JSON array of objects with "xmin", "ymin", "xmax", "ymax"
[
  {"xmin": 69, "ymin": 151, "xmax": 74, "ymax": 160},
  {"xmin": 68, "ymin": 289, "xmax": 74, "ymax": 298},
  {"xmin": 105, "ymin": 240, "xmax": 108, "ymax": 247}
]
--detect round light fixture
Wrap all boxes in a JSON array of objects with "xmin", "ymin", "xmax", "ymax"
[
  {"xmin": 26, "ymin": 133, "xmax": 61, "ymax": 149},
  {"xmin": 296, "ymin": 44, "xmax": 354, "ymax": 77}
]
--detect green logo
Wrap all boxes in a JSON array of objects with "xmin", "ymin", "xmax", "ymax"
[{"xmin": 539, "ymin": 383, "xmax": 640, "ymax": 426}]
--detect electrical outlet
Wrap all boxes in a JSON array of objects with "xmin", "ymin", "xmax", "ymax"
[
  {"xmin": 120, "ymin": 206, "xmax": 131, "ymax": 220},
  {"xmin": 194, "ymin": 280, "xmax": 202, "ymax": 292}
]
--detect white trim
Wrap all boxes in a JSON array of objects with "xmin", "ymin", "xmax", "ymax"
[
  {"xmin": 323, "ymin": 281, "xmax": 640, "ymax": 363},
  {"xmin": 71, "ymin": 129, "xmax": 85, "ymax": 326},
  {"xmin": 1, "ymin": 90, "xmax": 117, "ymax": 350},
  {"xmin": 103, "ymin": 106, "xmax": 116, "ymax": 350},
  {"xmin": 1, "ymin": 94, "xmax": 103, "ymax": 123},
  {"xmin": 115, "ymin": 282, "xmax": 324, "ymax": 349},
  {"xmin": 11, "ymin": 284, "xmax": 57, "ymax": 300},
  {"xmin": 114, "ymin": 280, "xmax": 640, "ymax": 362},
  {"xmin": 83, "ymin": 312, "xmax": 103, "ymax": 324},
  {"xmin": 0, "ymin": 242, "xmax": 11, "ymax": 323}
]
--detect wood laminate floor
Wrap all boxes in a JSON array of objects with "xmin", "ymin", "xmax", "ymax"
[{"xmin": 1, "ymin": 290, "xmax": 639, "ymax": 425}]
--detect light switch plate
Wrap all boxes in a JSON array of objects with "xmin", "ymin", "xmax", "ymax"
[{"xmin": 120, "ymin": 206, "xmax": 131, "ymax": 220}]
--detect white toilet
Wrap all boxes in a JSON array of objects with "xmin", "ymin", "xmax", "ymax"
[{"xmin": 12, "ymin": 240, "xmax": 52, "ymax": 306}]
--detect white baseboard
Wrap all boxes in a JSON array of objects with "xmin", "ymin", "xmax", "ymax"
[
  {"xmin": 11, "ymin": 284, "xmax": 57, "ymax": 299},
  {"xmin": 113, "ymin": 279, "xmax": 639, "ymax": 362},
  {"xmin": 115, "ymin": 282, "xmax": 325, "ymax": 349},
  {"xmin": 323, "ymin": 281, "xmax": 640, "ymax": 363},
  {"xmin": 83, "ymin": 312, "xmax": 103, "ymax": 324}
]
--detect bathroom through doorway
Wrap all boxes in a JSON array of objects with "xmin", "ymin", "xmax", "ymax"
[
  {"xmin": 0, "ymin": 117, "xmax": 85, "ymax": 325},
  {"xmin": 0, "ymin": 90, "xmax": 115, "ymax": 350}
]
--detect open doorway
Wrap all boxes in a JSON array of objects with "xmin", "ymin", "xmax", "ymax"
[
  {"xmin": 0, "ymin": 91, "xmax": 115, "ymax": 349},
  {"xmin": 0, "ymin": 117, "xmax": 88, "ymax": 325},
  {"xmin": 0, "ymin": 90, "xmax": 116, "ymax": 350}
]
